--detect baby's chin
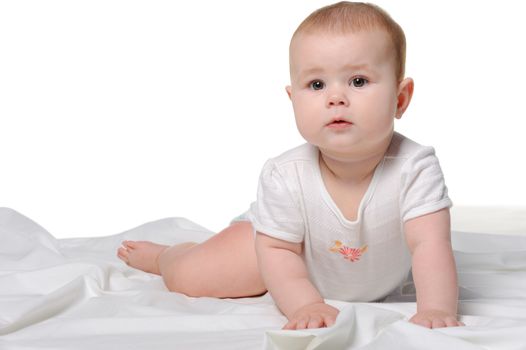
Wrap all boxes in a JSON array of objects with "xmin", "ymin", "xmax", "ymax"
[
  {"xmin": 316, "ymin": 139, "xmax": 388, "ymax": 163},
  {"xmin": 317, "ymin": 143, "xmax": 362, "ymax": 161}
]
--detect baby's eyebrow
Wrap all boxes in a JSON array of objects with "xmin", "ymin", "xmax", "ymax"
[
  {"xmin": 341, "ymin": 63, "xmax": 371, "ymax": 72},
  {"xmin": 299, "ymin": 67, "xmax": 324, "ymax": 76},
  {"xmin": 298, "ymin": 63, "xmax": 372, "ymax": 77}
]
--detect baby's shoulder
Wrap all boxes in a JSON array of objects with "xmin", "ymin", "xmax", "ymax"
[
  {"xmin": 257, "ymin": 144, "xmax": 316, "ymax": 193},
  {"xmin": 385, "ymin": 132, "xmax": 435, "ymax": 160},
  {"xmin": 268, "ymin": 143, "xmax": 317, "ymax": 168},
  {"xmin": 258, "ymin": 144, "xmax": 317, "ymax": 184}
]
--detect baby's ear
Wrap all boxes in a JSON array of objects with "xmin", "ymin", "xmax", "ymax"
[
  {"xmin": 395, "ymin": 78, "xmax": 414, "ymax": 119},
  {"xmin": 285, "ymin": 86, "xmax": 292, "ymax": 100}
]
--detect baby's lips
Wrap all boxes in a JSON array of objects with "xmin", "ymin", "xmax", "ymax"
[
  {"xmin": 327, "ymin": 115, "xmax": 353, "ymax": 125},
  {"xmin": 326, "ymin": 118, "xmax": 353, "ymax": 127}
]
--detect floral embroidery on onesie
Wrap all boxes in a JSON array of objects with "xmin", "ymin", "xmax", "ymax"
[{"xmin": 329, "ymin": 241, "xmax": 368, "ymax": 262}]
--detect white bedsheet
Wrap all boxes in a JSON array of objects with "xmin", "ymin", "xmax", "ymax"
[{"xmin": 1, "ymin": 207, "xmax": 525, "ymax": 350}]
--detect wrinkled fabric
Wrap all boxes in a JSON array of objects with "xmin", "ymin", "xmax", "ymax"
[{"xmin": 1, "ymin": 207, "xmax": 525, "ymax": 350}]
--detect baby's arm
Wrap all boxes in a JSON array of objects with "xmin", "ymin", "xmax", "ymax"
[
  {"xmin": 405, "ymin": 208, "xmax": 463, "ymax": 328},
  {"xmin": 255, "ymin": 232, "xmax": 339, "ymax": 329}
]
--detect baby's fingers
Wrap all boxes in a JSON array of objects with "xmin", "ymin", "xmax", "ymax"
[
  {"xmin": 431, "ymin": 319, "xmax": 447, "ymax": 329},
  {"xmin": 282, "ymin": 319, "xmax": 297, "ymax": 330},
  {"xmin": 323, "ymin": 314, "xmax": 336, "ymax": 327},
  {"xmin": 282, "ymin": 317, "xmax": 316, "ymax": 330},
  {"xmin": 296, "ymin": 318, "xmax": 309, "ymax": 329},
  {"xmin": 283, "ymin": 315, "xmax": 334, "ymax": 330},
  {"xmin": 445, "ymin": 318, "xmax": 465, "ymax": 327},
  {"xmin": 306, "ymin": 315, "xmax": 325, "ymax": 329},
  {"xmin": 283, "ymin": 303, "xmax": 339, "ymax": 330},
  {"xmin": 283, "ymin": 316, "xmax": 318, "ymax": 330}
]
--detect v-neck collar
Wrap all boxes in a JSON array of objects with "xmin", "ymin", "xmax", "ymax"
[{"xmin": 311, "ymin": 145, "xmax": 385, "ymax": 228}]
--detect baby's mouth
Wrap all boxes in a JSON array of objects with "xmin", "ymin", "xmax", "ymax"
[{"xmin": 327, "ymin": 118, "xmax": 353, "ymax": 128}]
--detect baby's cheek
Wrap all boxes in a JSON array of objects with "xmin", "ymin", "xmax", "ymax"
[{"xmin": 294, "ymin": 113, "xmax": 316, "ymax": 135}]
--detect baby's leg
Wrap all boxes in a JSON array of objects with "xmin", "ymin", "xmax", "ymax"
[
  {"xmin": 158, "ymin": 221, "xmax": 266, "ymax": 298},
  {"xmin": 117, "ymin": 241, "xmax": 196, "ymax": 275},
  {"xmin": 118, "ymin": 221, "xmax": 266, "ymax": 298}
]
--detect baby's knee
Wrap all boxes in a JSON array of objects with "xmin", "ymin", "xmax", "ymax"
[{"xmin": 160, "ymin": 257, "xmax": 205, "ymax": 297}]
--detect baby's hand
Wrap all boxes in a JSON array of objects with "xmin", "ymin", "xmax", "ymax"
[
  {"xmin": 409, "ymin": 309, "xmax": 464, "ymax": 329},
  {"xmin": 283, "ymin": 302, "xmax": 339, "ymax": 330}
]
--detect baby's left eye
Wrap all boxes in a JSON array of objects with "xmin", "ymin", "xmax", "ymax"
[{"xmin": 350, "ymin": 77, "xmax": 368, "ymax": 88}]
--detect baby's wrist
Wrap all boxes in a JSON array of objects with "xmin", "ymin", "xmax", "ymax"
[
  {"xmin": 415, "ymin": 308, "xmax": 457, "ymax": 318},
  {"xmin": 287, "ymin": 299, "xmax": 325, "ymax": 318}
]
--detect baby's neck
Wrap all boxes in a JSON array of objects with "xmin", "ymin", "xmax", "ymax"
[{"xmin": 319, "ymin": 151, "xmax": 384, "ymax": 185}]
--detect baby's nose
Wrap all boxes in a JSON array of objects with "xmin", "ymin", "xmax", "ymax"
[{"xmin": 326, "ymin": 91, "xmax": 349, "ymax": 107}]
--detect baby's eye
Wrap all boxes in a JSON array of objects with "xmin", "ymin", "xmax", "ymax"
[
  {"xmin": 309, "ymin": 80, "xmax": 325, "ymax": 90},
  {"xmin": 350, "ymin": 77, "xmax": 368, "ymax": 88}
]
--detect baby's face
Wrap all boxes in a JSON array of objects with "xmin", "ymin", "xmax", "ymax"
[{"xmin": 286, "ymin": 29, "xmax": 405, "ymax": 161}]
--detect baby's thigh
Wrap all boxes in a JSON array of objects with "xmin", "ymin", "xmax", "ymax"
[{"xmin": 162, "ymin": 221, "xmax": 265, "ymax": 298}]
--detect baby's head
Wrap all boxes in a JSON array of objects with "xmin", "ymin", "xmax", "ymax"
[
  {"xmin": 289, "ymin": 1, "xmax": 406, "ymax": 83},
  {"xmin": 286, "ymin": 2, "xmax": 414, "ymax": 160}
]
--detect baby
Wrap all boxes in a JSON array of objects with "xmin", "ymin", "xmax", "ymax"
[{"xmin": 117, "ymin": 1, "xmax": 463, "ymax": 330}]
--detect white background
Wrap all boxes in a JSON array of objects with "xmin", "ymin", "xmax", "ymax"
[{"xmin": 1, "ymin": 0, "xmax": 525, "ymax": 238}]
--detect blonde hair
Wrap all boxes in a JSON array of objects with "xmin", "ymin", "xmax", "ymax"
[{"xmin": 291, "ymin": 1, "xmax": 407, "ymax": 82}]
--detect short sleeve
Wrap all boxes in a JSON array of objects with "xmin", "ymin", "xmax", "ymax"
[
  {"xmin": 248, "ymin": 160, "xmax": 305, "ymax": 243},
  {"xmin": 399, "ymin": 147, "xmax": 452, "ymax": 222}
]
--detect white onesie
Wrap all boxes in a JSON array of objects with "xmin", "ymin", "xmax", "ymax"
[{"xmin": 246, "ymin": 132, "xmax": 452, "ymax": 302}]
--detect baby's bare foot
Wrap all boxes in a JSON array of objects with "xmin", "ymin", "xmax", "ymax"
[{"xmin": 117, "ymin": 240, "xmax": 168, "ymax": 275}]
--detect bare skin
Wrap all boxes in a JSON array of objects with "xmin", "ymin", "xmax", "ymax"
[
  {"xmin": 117, "ymin": 241, "xmax": 194, "ymax": 275},
  {"xmin": 117, "ymin": 221, "xmax": 267, "ymax": 299},
  {"xmin": 116, "ymin": 24, "xmax": 461, "ymax": 331}
]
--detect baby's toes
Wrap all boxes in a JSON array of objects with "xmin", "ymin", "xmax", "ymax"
[
  {"xmin": 122, "ymin": 240, "xmax": 138, "ymax": 250},
  {"xmin": 117, "ymin": 246, "xmax": 130, "ymax": 263}
]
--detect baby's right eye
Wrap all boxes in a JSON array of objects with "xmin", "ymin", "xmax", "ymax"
[{"xmin": 309, "ymin": 80, "xmax": 325, "ymax": 90}]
